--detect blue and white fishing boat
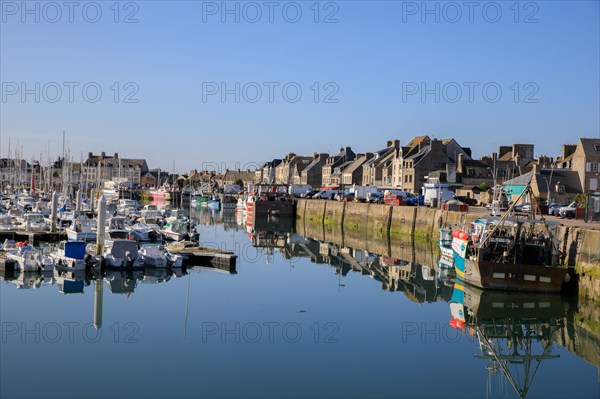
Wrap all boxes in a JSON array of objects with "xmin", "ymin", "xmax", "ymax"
[{"xmin": 50, "ymin": 241, "xmax": 91, "ymax": 271}]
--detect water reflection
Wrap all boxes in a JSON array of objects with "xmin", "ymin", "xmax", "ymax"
[
  {"xmin": 2, "ymin": 207, "xmax": 598, "ymax": 398},
  {"xmin": 450, "ymin": 284, "xmax": 565, "ymax": 399},
  {"xmin": 238, "ymin": 213, "xmax": 599, "ymax": 393}
]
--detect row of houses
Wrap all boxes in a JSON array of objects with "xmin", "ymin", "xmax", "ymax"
[
  {"xmin": 255, "ymin": 137, "xmax": 600, "ymax": 203},
  {"xmin": 2, "ymin": 138, "xmax": 599, "ymax": 203}
]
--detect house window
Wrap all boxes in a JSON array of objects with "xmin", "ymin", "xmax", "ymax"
[
  {"xmin": 594, "ymin": 144, "xmax": 600, "ymax": 151},
  {"xmin": 591, "ymin": 163, "xmax": 599, "ymax": 173}
]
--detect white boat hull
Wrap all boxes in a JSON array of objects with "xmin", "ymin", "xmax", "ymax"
[
  {"xmin": 51, "ymin": 256, "xmax": 87, "ymax": 271},
  {"xmin": 7, "ymin": 252, "xmax": 54, "ymax": 272},
  {"xmin": 66, "ymin": 230, "xmax": 97, "ymax": 241}
]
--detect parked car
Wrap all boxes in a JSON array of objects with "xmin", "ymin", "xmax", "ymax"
[
  {"xmin": 548, "ymin": 203, "xmax": 565, "ymax": 216},
  {"xmin": 454, "ymin": 196, "xmax": 478, "ymax": 206},
  {"xmin": 301, "ymin": 190, "xmax": 318, "ymax": 198},
  {"xmin": 485, "ymin": 201, "xmax": 509, "ymax": 212},
  {"xmin": 368, "ymin": 192, "xmax": 384, "ymax": 203},
  {"xmin": 559, "ymin": 202, "xmax": 580, "ymax": 219},
  {"xmin": 514, "ymin": 203, "xmax": 531, "ymax": 212}
]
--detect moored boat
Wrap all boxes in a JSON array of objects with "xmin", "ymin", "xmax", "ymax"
[
  {"xmin": 50, "ymin": 240, "xmax": 92, "ymax": 271},
  {"xmin": 5, "ymin": 241, "xmax": 54, "ymax": 272},
  {"xmin": 66, "ymin": 216, "xmax": 97, "ymax": 241},
  {"xmin": 452, "ymin": 207, "xmax": 567, "ymax": 293},
  {"xmin": 101, "ymin": 239, "xmax": 144, "ymax": 270}
]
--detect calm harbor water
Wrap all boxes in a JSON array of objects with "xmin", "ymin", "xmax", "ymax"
[{"xmin": 1, "ymin": 208, "xmax": 599, "ymax": 399}]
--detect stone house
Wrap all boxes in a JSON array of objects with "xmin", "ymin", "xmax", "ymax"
[
  {"xmin": 275, "ymin": 153, "xmax": 312, "ymax": 184},
  {"xmin": 83, "ymin": 152, "xmax": 148, "ymax": 186},
  {"xmin": 255, "ymin": 159, "xmax": 282, "ymax": 184},
  {"xmin": 300, "ymin": 153, "xmax": 329, "ymax": 187},
  {"xmin": 362, "ymin": 140, "xmax": 399, "ymax": 186},
  {"xmin": 321, "ymin": 147, "xmax": 356, "ymax": 186},
  {"xmin": 572, "ymin": 138, "xmax": 600, "ymax": 193},
  {"xmin": 342, "ymin": 153, "xmax": 374, "ymax": 186},
  {"xmin": 400, "ymin": 138, "xmax": 471, "ymax": 194},
  {"xmin": 222, "ymin": 170, "xmax": 256, "ymax": 188}
]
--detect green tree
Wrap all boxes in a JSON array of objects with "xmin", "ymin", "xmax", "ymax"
[
  {"xmin": 477, "ymin": 182, "xmax": 490, "ymax": 191},
  {"xmin": 234, "ymin": 179, "xmax": 244, "ymax": 188}
]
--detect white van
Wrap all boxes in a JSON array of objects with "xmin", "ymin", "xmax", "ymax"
[{"xmin": 422, "ymin": 184, "xmax": 455, "ymax": 207}]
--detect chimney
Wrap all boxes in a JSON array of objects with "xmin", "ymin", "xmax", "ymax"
[
  {"xmin": 114, "ymin": 153, "xmax": 118, "ymax": 159},
  {"xmin": 101, "ymin": 152, "xmax": 106, "ymax": 159},
  {"xmin": 430, "ymin": 139, "xmax": 442, "ymax": 152},
  {"xmin": 88, "ymin": 152, "xmax": 93, "ymax": 159},
  {"xmin": 314, "ymin": 152, "xmax": 319, "ymax": 160},
  {"xmin": 498, "ymin": 146, "xmax": 511, "ymax": 159},
  {"xmin": 457, "ymin": 153, "xmax": 464, "ymax": 174},
  {"xmin": 387, "ymin": 139, "xmax": 400, "ymax": 149},
  {"xmin": 562, "ymin": 144, "xmax": 576, "ymax": 159}
]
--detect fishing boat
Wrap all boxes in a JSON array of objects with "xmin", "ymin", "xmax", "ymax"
[
  {"xmin": 101, "ymin": 239, "xmax": 144, "ymax": 270},
  {"xmin": 0, "ymin": 214, "xmax": 19, "ymax": 231},
  {"xmin": 117, "ymin": 199, "xmax": 139, "ymax": 216},
  {"xmin": 451, "ymin": 186, "xmax": 567, "ymax": 293},
  {"xmin": 247, "ymin": 184, "xmax": 294, "ymax": 217},
  {"xmin": 17, "ymin": 196, "xmax": 37, "ymax": 210},
  {"xmin": 66, "ymin": 216, "xmax": 97, "ymax": 241},
  {"xmin": 140, "ymin": 205, "xmax": 163, "ymax": 229},
  {"xmin": 139, "ymin": 245, "xmax": 168, "ymax": 267},
  {"xmin": 107, "ymin": 216, "xmax": 130, "ymax": 240},
  {"xmin": 5, "ymin": 241, "xmax": 54, "ymax": 272},
  {"xmin": 20, "ymin": 213, "xmax": 50, "ymax": 232},
  {"xmin": 49, "ymin": 240, "xmax": 91, "ymax": 271},
  {"xmin": 127, "ymin": 222, "xmax": 160, "ymax": 242},
  {"xmin": 139, "ymin": 244, "xmax": 182, "ymax": 268},
  {"xmin": 159, "ymin": 219, "xmax": 189, "ymax": 241}
]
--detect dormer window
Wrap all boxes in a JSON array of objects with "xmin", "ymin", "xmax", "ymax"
[{"xmin": 594, "ymin": 144, "xmax": 600, "ymax": 151}]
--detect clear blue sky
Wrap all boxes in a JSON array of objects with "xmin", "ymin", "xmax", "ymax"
[{"xmin": 1, "ymin": 0, "xmax": 599, "ymax": 173}]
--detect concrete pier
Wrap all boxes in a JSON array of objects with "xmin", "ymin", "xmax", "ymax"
[{"xmin": 296, "ymin": 199, "xmax": 600, "ymax": 302}]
